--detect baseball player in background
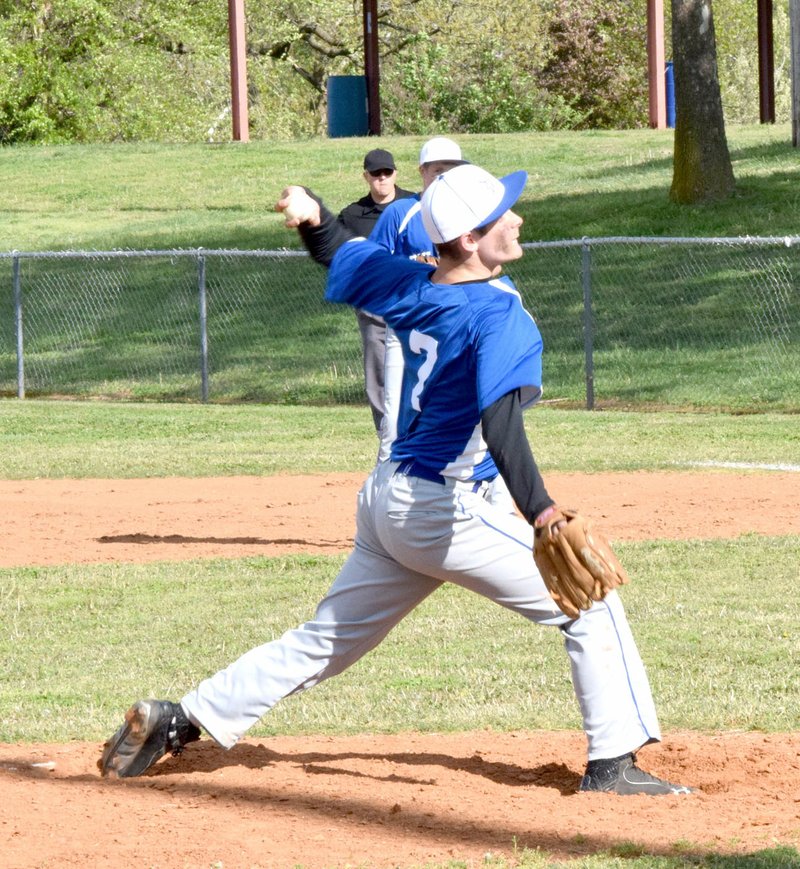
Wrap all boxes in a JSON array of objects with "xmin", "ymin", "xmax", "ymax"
[
  {"xmin": 338, "ymin": 149, "xmax": 414, "ymax": 433},
  {"xmin": 369, "ymin": 136, "xmax": 467, "ymax": 258},
  {"xmin": 99, "ymin": 164, "xmax": 695, "ymax": 796}
]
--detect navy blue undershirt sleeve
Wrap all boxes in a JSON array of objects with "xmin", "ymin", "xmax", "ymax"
[
  {"xmin": 296, "ymin": 189, "xmax": 354, "ymax": 267},
  {"xmin": 481, "ymin": 389, "xmax": 554, "ymax": 525}
]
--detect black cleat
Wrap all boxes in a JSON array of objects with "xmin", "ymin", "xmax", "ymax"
[
  {"xmin": 98, "ymin": 699, "xmax": 200, "ymax": 778},
  {"xmin": 579, "ymin": 752, "xmax": 695, "ymax": 795}
]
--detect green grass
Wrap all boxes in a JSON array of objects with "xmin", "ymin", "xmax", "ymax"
[
  {"xmin": 1, "ymin": 403, "xmax": 798, "ymax": 747},
  {"xmin": 3, "ymin": 536, "xmax": 797, "ymax": 869},
  {"xmin": 2, "ymin": 130, "xmax": 799, "ymax": 867},
  {"xmin": 1, "ymin": 406, "xmax": 799, "ymax": 868},
  {"xmin": 1, "ymin": 127, "xmax": 798, "ymax": 410},
  {"xmin": 0, "ymin": 125, "xmax": 797, "ymax": 252},
  {"xmin": 2, "ymin": 538, "xmax": 799, "ymax": 744},
  {"xmin": 462, "ymin": 850, "xmax": 800, "ymax": 868},
  {"xmin": 1, "ymin": 401, "xmax": 799, "ymax": 477},
  {"xmin": 2, "ymin": 245, "xmax": 797, "ymax": 409}
]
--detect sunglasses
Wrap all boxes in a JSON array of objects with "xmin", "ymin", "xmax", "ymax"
[{"xmin": 368, "ymin": 168, "xmax": 395, "ymax": 178}]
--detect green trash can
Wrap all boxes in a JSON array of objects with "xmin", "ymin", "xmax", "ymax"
[{"xmin": 327, "ymin": 75, "xmax": 369, "ymax": 138}]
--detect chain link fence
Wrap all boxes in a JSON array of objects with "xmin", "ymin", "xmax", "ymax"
[{"xmin": 1, "ymin": 237, "xmax": 798, "ymax": 412}]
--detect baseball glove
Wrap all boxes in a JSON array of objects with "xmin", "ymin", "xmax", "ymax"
[
  {"xmin": 412, "ymin": 253, "xmax": 439, "ymax": 266},
  {"xmin": 533, "ymin": 507, "xmax": 629, "ymax": 619}
]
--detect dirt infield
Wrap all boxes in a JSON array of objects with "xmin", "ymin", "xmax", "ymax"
[
  {"xmin": 3, "ymin": 470, "xmax": 800, "ymax": 567},
  {"xmin": 2, "ymin": 471, "xmax": 799, "ymax": 868}
]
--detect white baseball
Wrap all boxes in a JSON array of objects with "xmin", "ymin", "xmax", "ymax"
[{"xmin": 283, "ymin": 189, "xmax": 316, "ymax": 223}]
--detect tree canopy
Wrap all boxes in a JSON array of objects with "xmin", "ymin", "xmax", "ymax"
[{"xmin": 0, "ymin": 0, "xmax": 790, "ymax": 143}]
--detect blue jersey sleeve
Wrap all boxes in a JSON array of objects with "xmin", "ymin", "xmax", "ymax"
[
  {"xmin": 325, "ymin": 239, "xmax": 433, "ymax": 314},
  {"xmin": 471, "ymin": 283, "xmax": 543, "ymax": 412},
  {"xmin": 369, "ymin": 196, "xmax": 436, "ymax": 260},
  {"xmin": 397, "ymin": 212, "xmax": 437, "ymax": 260},
  {"xmin": 369, "ymin": 198, "xmax": 412, "ymax": 254}
]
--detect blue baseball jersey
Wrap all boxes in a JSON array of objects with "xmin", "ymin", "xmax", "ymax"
[
  {"xmin": 368, "ymin": 196, "xmax": 436, "ymax": 259},
  {"xmin": 326, "ymin": 240, "xmax": 543, "ymax": 482}
]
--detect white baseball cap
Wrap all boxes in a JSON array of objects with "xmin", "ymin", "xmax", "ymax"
[
  {"xmin": 421, "ymin": 164, "xmax": 528, "ymax": 245},
  {"xmin": 418, "ymin": 136, "xmax": 467, "ymax": 166}
]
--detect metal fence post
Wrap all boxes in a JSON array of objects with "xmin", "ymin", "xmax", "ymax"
[
  {"xmin": 197, "ymin": 253, "xmax": 209, "ymax": 402},
  {"xmin": 581, "ymin": 237, "xmax": 595, "ymax": 410},
  {"xmin": 12, "ymin": 252, "xmax": 24, "ymax": 399}
]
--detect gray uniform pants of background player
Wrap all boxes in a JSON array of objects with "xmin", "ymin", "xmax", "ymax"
[
  {"xmin": 356, "ymin": 308, "xmax": 386, "ymax": 434},
  {"xmin": 182, "ymin": 460, "xmax": 661, "ymax": 759}
]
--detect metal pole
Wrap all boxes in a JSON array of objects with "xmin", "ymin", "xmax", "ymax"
[
  {"xmin": 791, "ymin": 0, "xmax": 800, "ymax": 146},
  {"xmin": 758, "ymin": 0, "xmax": 776, "ymax": 123},
  {"xmin": 647, "ymin": 0, "xmax": 666, "ymax": 129},
  {"xmin": 228, "ymin": 0, "xmax": 250, "ymax": 142},
  {"xmin": 198, "ymin": 254, "xmax": 209, "ymax": 402},
  {"xmin": 581, "ymin": 238, "xmax": 595, "ymax": 410},
  {"xmin": 363, "ymin": 0, "xmax": 381, "ymax": 134},
  {"xmin": 13, "ymin": 252, "xmax": 24, "ymax": 399}
]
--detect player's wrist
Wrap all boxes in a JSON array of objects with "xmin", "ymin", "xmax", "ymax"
[{"xmin": 534, "ymin": 503, "xmax": 557, "ymax": 528}]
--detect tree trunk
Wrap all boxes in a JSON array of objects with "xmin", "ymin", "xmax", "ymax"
[{"xmin": 670, "ymin": 0, "xmax": 735, "ymax": 203}]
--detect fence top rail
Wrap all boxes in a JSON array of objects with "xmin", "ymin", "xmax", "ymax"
[
  {"xmin": 522, "ymin": 235, "xmax": 800, "ymax": 249},
  {"xmin": 0, "ymin": 248, "xmax": 310, "ymax": 260},
  {"xmin": 2, "ymin": 235, "xmax": 799, "ymax": 259}
]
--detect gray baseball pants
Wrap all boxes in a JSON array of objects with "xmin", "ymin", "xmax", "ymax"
[{"xmin": 182, "ymin": 460, "xmax": 661, "ymax": 759}]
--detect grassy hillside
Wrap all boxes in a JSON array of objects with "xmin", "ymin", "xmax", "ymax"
[
  {"xmin": 2, "ymin": 126, "xmax": 798, "ymax": 410},
  {"xmin": 1, "ymin": 124, "xmax": 797, "ymax": 252}
]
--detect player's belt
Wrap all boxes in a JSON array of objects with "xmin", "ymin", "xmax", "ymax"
[
  {"xmin": 394, "ymin": 459, "xmax": 446, "ymax": 484},
  {"xmin": 394, "ymin": 459, "xmax": 494, "ymax": 493}
]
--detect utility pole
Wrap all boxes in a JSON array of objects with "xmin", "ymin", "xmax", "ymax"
[
  {"xmin": 757, "ymin": 0, "xmax": 775, "ymax": 123},
  {"xmin": 363, "ymin": 0, "xmax": 381, "ymax": 134},
  {"xmin": 228, "ymin": 0, "xmax": 250, "ymax": 142},
  {"xmin": 792, "ymin": 0, "xmax": 800, "ymax": 145},
  {"xmin": 647, "ymin": 0, "xmax": 667, "ymax": 128}
]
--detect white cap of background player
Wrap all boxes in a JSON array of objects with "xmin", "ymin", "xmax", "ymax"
[
  {"xmin": 418, "ymin": 136, "xmax": 468, "ymax": 166},
  {"xmin": 421, "ymin": 164, "xmax": 528, "ymax": 245}
]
